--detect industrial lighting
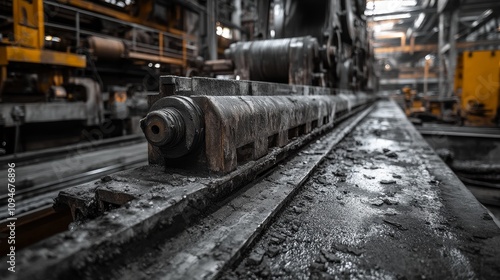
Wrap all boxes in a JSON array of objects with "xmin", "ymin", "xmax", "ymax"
[
  {"xmin": 425, "ymin": 54, "xmax": 431, "ymax": 60},
  {"xmin": 373, "ymin": 13, "xmax": 411, "ymax": 22},
  {"xmin": 45, "ymin": 35, "xmax": 61, "ymax": 42},
  {"xmin": 221, "ymin": 28, "xmax": 232, "ymax": 39},
  {"xmin": 154, "ymin": 63, "xmax": 160, "ymax": 69},
  {"xmin": 384, "ymin": 64, "xmax": 391, "ymax": 70},
  {"xmin": 374, "ymin": 31, "xmax": 406, "ymax": 38},
  {"xmin": 104, "ymin": 0, "xmax": 132, "ymax": 7},
  {"xmin": 216, "ymin": 25, "xmax": 232, "ymax": 39},
  {"xmin": 366, "ymin": 0, "xmax": 417, "ymax": 11},
  {"xmin": 472, "ymin": 9, "xmax": 493, "ymax": 27},
  {"xmin": 270, "ymin": 30, "xmax": 276, "ymax": 38},
  {"xmin": 366, "ymin": 0, "xmax": 417, "ymax": 16},
  {"xmin": 148, "ymin": 63, "xmax": 153, "ymax": 67},
  {"xmin": 373, "ymin": 22, "xmax": 394, "ymax": 32},
  {"xmin": 236, "ymin": 75, "xmax": 240, "ymax": 80},
  {"xmin": 414, "ymin": 13, "xmax": 425, "ymax": 29}
]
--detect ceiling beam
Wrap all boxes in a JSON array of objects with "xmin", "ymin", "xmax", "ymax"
[
  {"xmin": 375, "ymin": 44, "xmax": 437, "ymax": 54},
  {"xmin": 374, "ymin": 39, "xmax": 500, "ymax": 55},
  {"xmin": 365, "ymin": 7, "xmax": 436, "ymax": 19}
]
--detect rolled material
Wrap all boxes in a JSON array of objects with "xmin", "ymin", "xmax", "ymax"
[{"xmin": 87, "ymin": 36, "xmax": 125, "ymax": 60}]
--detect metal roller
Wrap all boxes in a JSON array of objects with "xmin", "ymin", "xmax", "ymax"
[
  {"xmin": 140, "ymin": 96, "xmax": 204, "ymax": 159},
  {"xmin": 225, "ymin": 36, "xmax": 319, "ymax": 85},
  {"xmin": 87, "ymin": 36, "xmax": 125, "ymax": 60},
  {"xmin": 142, "ymin": 93, "xmax": 368, "ymax": 173},
  {"xmin": 241, "ymin": 38, "xmax": 289, "ymax": 82}
]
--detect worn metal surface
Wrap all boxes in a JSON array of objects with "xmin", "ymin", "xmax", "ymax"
[
  {"xmin": 57, "ymin": 100, "xmax": 372, "ymax": 221},
  {"xmin": 252, "ymin": 0, "xmax": 373, "ymax": 90},
  {"xmin": 0, "ymin": 134, "xmax": 144, "ymax": 166},
  {"xmin": 141, "ymin": 96, "xmax": 204, "ymax": 159},
  {"xmin": 0, "ymin": 142, "xmax": 147, "ymax": 220},
  {"xmin": 144, "ymin": 76, "xmax": 373, "ymax": 174},
  {"xmin": 141, "ymin": 102, "xmax": 374, "ymax": 280},
  {"xmin": 154, "ymin": 75, "xmax": 370, "ymax": 100},
  {"xmin": 51, "ymin": 76, "xmax": 373, "ymax": 223},
  {"xmin": 225, "ymin": 37, "xmax": 319, "ymax": 85},
  {"xmin": 144, "ymin": 95, "xmax": 355, "ymax": 173},
  {"xmin": 222, "ymin": 100, "xmax": 500, "ymax": 279},
  {"xmin": 0, "ymin": 99, "xmax": 373, "ymax": 280},
  {"xmin": 0, "ymin": 102, "xmax": 87, "ymax": 127}
]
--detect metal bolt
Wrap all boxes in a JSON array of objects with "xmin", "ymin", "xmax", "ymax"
[{"xmin": 141, "ymin": 108, "xmax": 185, "ymax": 147}]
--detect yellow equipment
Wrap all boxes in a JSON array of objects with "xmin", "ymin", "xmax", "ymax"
[
  {"xmin": 454, "ymin": 50, "xmax": 500, "ymax": 126},
  {"xmin": 0, "ymin": 0, "xmax": 198, "ymax": 154},
  {"xmin": 403, "ymin": 86, "xmax": 425, "ymax": 116}
]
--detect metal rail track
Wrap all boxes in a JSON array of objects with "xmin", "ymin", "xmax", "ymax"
[
  {"xmin": 417, "ymin": 125, "xmax": 500, "ymax": 139},
  {"xmin": 0, "ymin": 205, "xmax": 73, "ymax": 255},
  {"xmin": 0, "ymin": 156, "xmax": 146, "ymax": 210},
  {"xmin": 0, "ymin": 138, "xmax": 147, "ymax": 226},
  {"xmin": 0, "ymin": 134, "xmax": 145, "ymax": 167},
  {"xmin": 0, "ymin": 155, "xmax": 147, "ymax": 254}
]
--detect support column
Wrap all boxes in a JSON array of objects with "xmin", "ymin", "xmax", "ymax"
[
  {"xmin": 232, "ymin": 0, "xmax": 241, "ymax": 41},
  {"xmin": 438, "ymin": 0, "xmax": 459, "ymax": 98},
  {"xmin": 424, "ymin": 57, "xmax": 430, "ymax": 97},
  {"xmin": 256, "ymin": 0, "xmax": 270, "ymax": 38},
  {"xmin": 438, "ymin": 12, "xmax": 447, "ymax": 97},
  {"xmin": 206, "ymin": 0, "xmax": 217, "ymax": 60},
  {"xmin": 447, "ymin": 8, "xmax": 459, "ymax": 97}
]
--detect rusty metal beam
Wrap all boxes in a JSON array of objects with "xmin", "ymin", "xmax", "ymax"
[
  {"xmin": 375, "ymin": 39, "xmax": 500, "ymax": 55},
  {"xmin": 374, "ymin": 44, "xmax": 438, "ymax": 54}
]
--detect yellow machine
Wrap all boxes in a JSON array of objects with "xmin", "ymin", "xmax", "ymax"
[
  {"xmin": 402, "ymin": 86, "xmax": 425, "ymax": 116},
  {"xmin": 1, "ymin": 0, "xmax": 195, "ymax": 95},
  {"xmin": 0, "ymin": 0, "xmax": 199, "ymax": 154},
  {"xmin": 403, "ymin": 50, "xmax": 500, "ymax": 126},
  {"xmin": 454, "ymin": 50, "xmax": 500, "ymax": 126},
  {"xmin": 0, "ymin": 0, "xmax": 87, "ymax": 92}
]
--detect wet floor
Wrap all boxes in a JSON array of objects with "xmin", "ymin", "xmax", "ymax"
[{"xmin": 220, "ymin": 101, "xmax": 500, "ymax": 279}]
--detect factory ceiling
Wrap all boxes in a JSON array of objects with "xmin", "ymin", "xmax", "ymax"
[{"xmin": 368, "ymin": 0, "xmax": 500, "ymax": 63}]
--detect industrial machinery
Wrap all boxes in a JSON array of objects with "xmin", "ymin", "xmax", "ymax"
[
  {"xmin": 55, "ymin": 74, "xmax": 374, "ymax": 222},
  {"xmin": 137, "ymin": 0, "xmax": 377, "ymax": 174},
  {"xmin": 402, "ymin": 50, "xmax": 500, "ymax": 126},
  {"xmin": 0, "ymin": 0, "xmax": 377, "ymax": 155},
  {"xmin": 0, "ymin": 0, "xmax": 378, "ymax": 219},
  {"xmin": 224, "ymin": 0, "xmax": 376, "ymax": 90},
  {"xmin": 140, "ymin": 76, "xmax": 371, "ymax": 174},
  {"xmin": 454, "ymin": 50, "xmax": 500, "ymax": 126},
  {"xmin": 38, "ymin": 0, "xmax": 378, "ymax": 218},
  {"xmin": 0, "ymin": 0, "xmax": 200, "ymax": 154},
  {"xmin": 4, "ymin": 1, "xmax": 500, "ymax": 279}
]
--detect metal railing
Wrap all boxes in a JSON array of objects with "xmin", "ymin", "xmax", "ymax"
[{"xmin": 44, "ymin": 1, "xmax": 198, "ymax": 64}]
